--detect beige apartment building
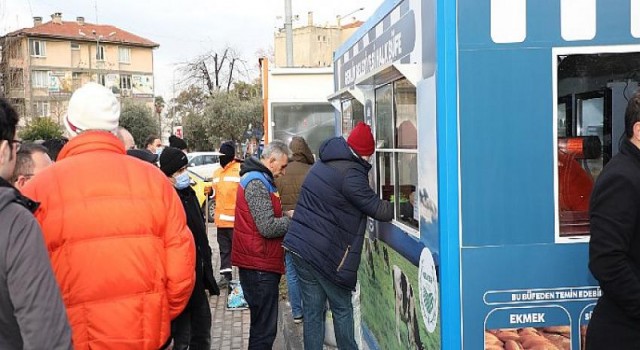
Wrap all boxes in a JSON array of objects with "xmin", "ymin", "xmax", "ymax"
[
  {"xmin": 274, "ymin": 12, "xmax": 361, "ymax": 68},
  {"xmin": 0, "ymin": 13, "xmax": 158, "ymax": 124}
]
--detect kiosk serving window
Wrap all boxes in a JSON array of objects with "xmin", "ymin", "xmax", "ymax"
[
  {"xmin": 375, "ymin": 78, "xmax": 418, "ymax": 229},
  {"xmin": 554, "ymin": 47, "xmax": 640, "ymax": 241},
  {"xmin": 341, "ymin": 99, "xmax": 364, "ymax": 137}
]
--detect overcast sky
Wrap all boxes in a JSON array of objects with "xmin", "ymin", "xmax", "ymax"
[{"xmin": 1, "ymin": 0, "xmax": 382, "ymax": 100}]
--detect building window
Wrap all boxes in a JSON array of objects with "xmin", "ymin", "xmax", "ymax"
[
  {"xmin": 71, "ymin": 42, "xmax": 80, "ymax": 50},
  {"xmin": 29, "ymin": 40, "xmax": 46, "ymax": 57},
  {"xmin": 72, "ymin": 72, "xmax": 82, "ymax": 89},
  {"xmin": 120, "ymin": 74, "xmax": 132, "ymax": 89},
  {"xmin": 31, "ymin": 70, "xmax": 48, "ymax": 88},
  {"xmin": 118, "ymin": 47, "xmax": 131, "ymax": 63},
  {"xmin": 97, "ymin": 74, "xmax": 106, "ymax": 86},
  {"xmin": 375, "ymin": 78, "xmax": 418, "ymax": 230},
  {"xmin": 96, "ymin": 45, "xmax": 105, "ymax": 61},
  {"xmin": 33, "ymin": 101, "xmax": 50, "ymax": 117}
]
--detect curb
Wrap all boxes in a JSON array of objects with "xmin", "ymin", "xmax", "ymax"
[{"xmin": 279, "ymin": 300, "xmax": 304, "ymax": 350}]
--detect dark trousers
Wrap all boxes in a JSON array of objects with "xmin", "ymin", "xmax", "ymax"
[
  {"xmin": 171, "ymin": 277, "xmax": 212, "ymax": 350},
  {"xmin": 217, "ymin": 228, "xmax": 233, "ymax": 278},
  {"xmin": 239, "ymin": 268, "xmax": 281, "ymax": 350}
]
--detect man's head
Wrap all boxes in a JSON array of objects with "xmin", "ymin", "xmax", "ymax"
[
  {"xmin": 347, "ymin": 122, "xmax": 375, "ymax": 161},
  {"xmin": 145, "ymin": 135, "xmax": 162, "ymax": 154},
  {"xmin": 116, "ymin": 127, "xmax": 136, "ymax": 150},
  {"xmin": 260, "ymin": 140, "xmax": 290, "ymax": 178},
  {"xmin": 41, "ymin": 138, "xmax": 68, "ymax": 161},
  {"xmin": 64, "ymin": 82, "xmax": 120, "ymax": 138},
  {"xmin": 12, "ymin": 143, "xmax": 52, "ymax": 190},
  {"xmin": 625, "ymin": 92, "xmax": 640, "ymax": 147},
  {"xmin": 0, "ymin": 98, "xmax": 20, "ymax": 181},
  {"xmin": 159, "ymin": 147, "xmax": 190, "ymax": 188},
  {"xmin": 219, "ymin": 141, "xmax": 236, "ymax": 167}
]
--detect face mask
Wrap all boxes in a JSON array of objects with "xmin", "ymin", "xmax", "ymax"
[
  {"xmin": 174, "ymin": 171, "xmax": 191, "ymax": 190},
  {"xmin": 155, "ymin": 147, "xmax": 164, "ymax": 155}
]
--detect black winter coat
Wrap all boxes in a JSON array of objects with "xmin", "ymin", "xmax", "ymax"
[
  {"xmin": 176, "ymin": 187, "xmax": 219, "ymax": 296},
  {"xmin": 587, "ymin": 138, "xmax": 640, "ymax": 349},
  {"xmin": 282, "ymin": 137, "xmax": 393, "ymax": 290}
]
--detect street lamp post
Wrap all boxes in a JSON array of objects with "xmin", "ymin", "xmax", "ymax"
[
  {"xmin": 79, "ymin": 30, "xmax": 116, "ymax": 84},
  {"xmin": 337, "ymin": 7, "xmax": 365, "ymax": 26}
]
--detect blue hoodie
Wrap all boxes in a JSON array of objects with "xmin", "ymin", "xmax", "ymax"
[{"xmin": 282, "ymin": 137, "xmax": 392, "ymax": 290}]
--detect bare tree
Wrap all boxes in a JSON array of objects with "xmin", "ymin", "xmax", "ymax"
[{"xmin": 179, "ymin": 47, "xmax": 250, "ymax": 95}]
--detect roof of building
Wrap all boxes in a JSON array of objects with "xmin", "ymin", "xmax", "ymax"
[
  {"xmin": 341, "ymin": 21, "xmax": 364, "ymax": 29},
  {"xmin": 4, "ymin": 19, "xmax": 159, "ymax": 48}
]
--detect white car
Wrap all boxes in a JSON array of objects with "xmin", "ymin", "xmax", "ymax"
[
  {"xmin": 188, "ymin": 163, "xmax": 221, "ymax": 182},
  {"xmin": 187, "ymin": 151, "xmax": 223, "ymax": 167}
]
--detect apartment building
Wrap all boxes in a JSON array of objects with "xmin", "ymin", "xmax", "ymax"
[
  {"xmin": 273, "ymin": 12, "xmax": 361, "ymax": 68},
  {"xmin": 0, "ymin": 13, "xmax": 158, "ymax": 124}
]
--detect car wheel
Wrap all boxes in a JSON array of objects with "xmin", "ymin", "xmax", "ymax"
[{"xmin": 205, "ymin": 199, "xmax": 215, "ymax": 223}]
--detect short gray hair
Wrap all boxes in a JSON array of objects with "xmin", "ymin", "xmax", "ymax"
[{"xmin": 261, "ymin": 140, "xmax": 290, "ymax": 160}]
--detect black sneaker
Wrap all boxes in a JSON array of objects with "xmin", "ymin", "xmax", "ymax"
[{"xmin": 293, "ymin": 316, "xmax": 303, "ymax": 324}]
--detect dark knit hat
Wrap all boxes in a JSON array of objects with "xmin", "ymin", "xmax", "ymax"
[
  {"xmin": 159, "ymin": 147, "xmax": 188, "ymax": 176},
  {"xmin": 219, "ymin": 141, "xmax": 235, "ymax": 167},
  {"xmin": 169, "ymin": 135, "xmax": 188, "ymax": 151},
  {"xmin": 347, "ymin": 122, "xmax": 375, "ymax": 157},
  {"xmin": 127, "ymin": 149, "xmax": 158, "ymax": 164}
]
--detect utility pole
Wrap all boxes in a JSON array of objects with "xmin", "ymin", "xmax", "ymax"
[{"xmin": 284, "ymin": 0, "xmax": 293, "ymax": 66}]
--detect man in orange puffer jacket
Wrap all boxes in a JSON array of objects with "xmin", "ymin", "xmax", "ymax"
[{"xmin": 22, "ymin": 83, "xmax": 195, "ymax": 350}]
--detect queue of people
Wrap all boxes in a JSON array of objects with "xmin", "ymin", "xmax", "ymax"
[
  {"xmin": 7, "ymin": 77, "xmax": 640, "ymax": 350},
  {"xmin": 3, "ymin": 80, "xmax": 409, "ymax": 350}
]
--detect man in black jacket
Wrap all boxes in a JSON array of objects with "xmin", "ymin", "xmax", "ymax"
[
  {"xmin": 588, "ymin": 92, "xmax": 640, "ymax": 349},
  {"xmin": 160, "ymin": 147, "xmax": 219, "ymax": 350},
  {"xmin": 283, "ymin": 122, "xmax": 393, "ymax": 350}
]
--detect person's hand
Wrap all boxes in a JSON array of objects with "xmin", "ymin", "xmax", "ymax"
[{"xmin": 285, "ymin": 210, "xmax": 294, "ymax": 218}]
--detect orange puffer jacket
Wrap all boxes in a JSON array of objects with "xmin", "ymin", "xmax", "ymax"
[{"xmin": 22, "ymin": 131, "xmax": 195, "ymax": 350}]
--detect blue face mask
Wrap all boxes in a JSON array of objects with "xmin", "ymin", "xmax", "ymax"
[
  {"xmin": 155, "ymin": 147, "xmax": 164, "ymax": 156},
  {"xmin": 174, "ymin": 171, "xmax": 191, "ymax": 189}
]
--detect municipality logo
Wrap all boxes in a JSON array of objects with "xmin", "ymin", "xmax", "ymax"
[{"xmin": 419, "ymin": 247, "xmax": 439, "ymax": 333}]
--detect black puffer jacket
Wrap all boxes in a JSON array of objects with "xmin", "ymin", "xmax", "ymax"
[
  {"xmin": 588, "ymin": 138, "xmax": 640, "ymax": 349},
  {"xmin": 176, "ymin": 186, "xmax": 219, "ymax": 296},
  {"xmin": 282, "ymin": 137, "xmax": 392, "ymax": 290}
]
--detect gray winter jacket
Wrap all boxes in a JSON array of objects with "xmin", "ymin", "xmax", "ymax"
[{"xmin": 0, "ymin": 181, "xmax": 72, "ymax": 349}]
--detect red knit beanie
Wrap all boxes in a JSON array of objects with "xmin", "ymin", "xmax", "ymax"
[{"xmin": 347, "ymin": 122, "xmax": 375, "ymax": 157}]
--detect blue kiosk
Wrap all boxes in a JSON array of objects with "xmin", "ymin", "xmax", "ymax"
[{"xmin": 329, "ymin": 0, "xmax": 640, "ymax": 348}]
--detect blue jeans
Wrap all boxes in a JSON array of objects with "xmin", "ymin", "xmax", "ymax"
[
  {"xmin": 285, "ymin": 252, "xmax": 303, "ymax": 318},
  {"xmin": 239, "ymin": 268, "xmax": 281, "ymax": 350},
  {"xmin": 291, "ymin": 254, "xmax": 357, "ymax": 350}
]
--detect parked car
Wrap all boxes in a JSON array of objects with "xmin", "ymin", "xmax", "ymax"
[
  {"xmin": 188, "ymin": 167, "xmax": 215, "ymax": 222},
  {"xmin": 187, "ymin": 151, "xmax": 223, "ymax": 167}
]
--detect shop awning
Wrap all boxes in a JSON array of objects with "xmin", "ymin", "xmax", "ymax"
[
  {"xmin": 327, "ymin": 86, "xmax": 365, "ymax": 104},
  {"xmin": 354, "ymin": 62, "xmax": 421, "ymax": 88}
]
